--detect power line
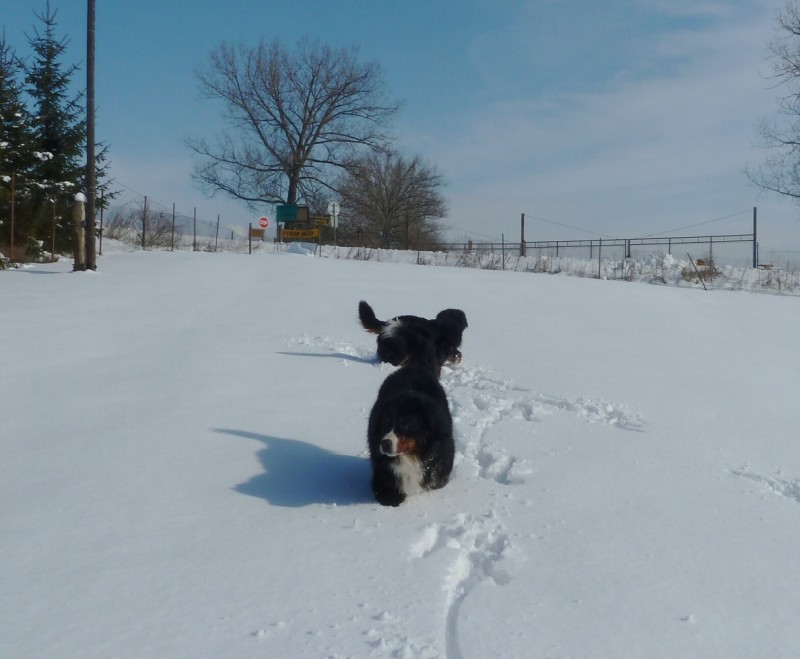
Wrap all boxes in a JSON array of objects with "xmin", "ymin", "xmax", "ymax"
[
  {"xmin": 642, "ymin": 210, "xmax": 752, "ymax": 238},
  {"xmin": 523, "ymin": 214, "xmax": 615, "ymax": 239}
]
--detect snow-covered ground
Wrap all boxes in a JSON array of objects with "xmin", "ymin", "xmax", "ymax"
[{"xmin": 3, "ymin": 242, "xmax": 799, "ymax": 658}]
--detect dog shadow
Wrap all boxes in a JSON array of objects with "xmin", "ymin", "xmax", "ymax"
[
  {"xmin": 214, "ymin": 428, "xmax": 373, "ymax": 507},
  {"xmin": 276, "ymin": 350, "xmax": 376, "ymax": 365}
]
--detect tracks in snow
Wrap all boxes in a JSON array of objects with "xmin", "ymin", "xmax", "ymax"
[
  {"xmin": 731, "ymin": 469, "xmax": 800, "ymax": 505},
  {"xmin": 410, "ymin": 512, "xmax": 512, "ymax": 659},
  {"xmin": 287, "ymin": 334, "xmax": 644, "ymax": 658}
]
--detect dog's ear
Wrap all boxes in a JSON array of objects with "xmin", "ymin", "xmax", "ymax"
[{"xmin": 436, "ymin": 309, "xmax": 468, "ymax": 330}]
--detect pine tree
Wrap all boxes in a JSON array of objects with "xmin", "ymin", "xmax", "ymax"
[
  {"xmin": 21, "ymin": 2, "xmax": 87, "ymax": 257},
  {"xmin": 0, "ymin": 35, "xmax": 36, "ymax": 258}
]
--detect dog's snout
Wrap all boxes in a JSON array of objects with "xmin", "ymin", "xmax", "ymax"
[{"xmin": 380, "ymin": 437, "xmax": 395, "ymax": 455}]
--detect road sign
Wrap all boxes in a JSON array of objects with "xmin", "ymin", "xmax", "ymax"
[
  {"xmin": 258, "ymin": 216, "xmax": 269, "ymax": 229},
  {"xmin": 327, "ymin": 201, "xmax": 340, "ymax": 216},
  {"xmin": 276, "ymin": 205, "xmax": 296, "ymax": 222},
  {"xmin": 281, "ymin": 228, "xmax": 319, "ymax": 239},
  {"xmin": 311, "ymin": 215, "xmax": 331, "ymax": 226},
  {"xmin": 277, "ymin": 205, "xmax": 309, "ymax": 223}
]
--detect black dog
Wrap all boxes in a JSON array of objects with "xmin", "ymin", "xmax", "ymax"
[
  {"xmin": 358, "ymin": 300, "xmax": 468, "ymax": 368},
  {"xmin": 367, "ymin": 329, "xmax": 454, "ymax": 507}
]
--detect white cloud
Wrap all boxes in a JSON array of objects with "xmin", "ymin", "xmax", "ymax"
[{"xmin": 412, "ymin": 3, "xmax": 799, "ymax": 247}]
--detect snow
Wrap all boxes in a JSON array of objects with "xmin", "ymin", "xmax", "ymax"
[{"xmin": 2, "ymin": 242, "xmax": 800, "ymax": 658}]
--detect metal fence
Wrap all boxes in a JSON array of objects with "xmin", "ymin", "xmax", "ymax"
[{"xmin": 416, "ymin": 231, "xmax": 758, "ymax": 269}]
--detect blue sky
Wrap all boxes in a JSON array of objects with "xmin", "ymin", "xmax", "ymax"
[{"xmin": 3, "ymin": 1, "xmax": 798, "ymax": 259}]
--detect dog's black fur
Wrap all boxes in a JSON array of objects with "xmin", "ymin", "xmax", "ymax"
[
  {"xmin": 358, "ymin": 300, "xmax": 468, "ymax": 368},
  {"xmin": 367, "ymin": 329, "xmax": 454, "ymax": 507}
]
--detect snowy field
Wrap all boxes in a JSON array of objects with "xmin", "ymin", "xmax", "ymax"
[{"xmin": 2, "ymin": 242, "xmax": 800, "ymax": 658}]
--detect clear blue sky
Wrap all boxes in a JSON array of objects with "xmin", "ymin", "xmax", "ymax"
[{"xmin": 3, "ymin": 0, "xmax": 798, "ymax": 258}]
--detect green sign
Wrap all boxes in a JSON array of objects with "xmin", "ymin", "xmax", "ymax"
[
  {"xmin": 276, "ymin": 205, "xmax": 310, "ymax": 223},
  {"xmin": 276, "ymin": 204, "xmax": 297, "ymax": 222}
]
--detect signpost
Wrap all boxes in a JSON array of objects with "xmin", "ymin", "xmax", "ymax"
[
  {"xmin": 327, "ymin": 201, "xmax": 340, "ymax": 247},
  {"xmin": 248, "ymin": 222, "xmax": 266, "ymax": 254}
]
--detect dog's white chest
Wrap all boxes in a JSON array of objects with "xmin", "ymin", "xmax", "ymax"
[{"xmin": 391, "ymin": 455, "xmax": 424, "ymax": 496}]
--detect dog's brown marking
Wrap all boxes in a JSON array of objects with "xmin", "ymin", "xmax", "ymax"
[{"xmin": 395, "ymin": 435, "xmax": 419, "ymax": 456}]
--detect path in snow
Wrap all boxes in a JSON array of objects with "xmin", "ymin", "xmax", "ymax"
[{"xmin": 286, "ymin": 333, "xmax": 644, "ymax": 657}]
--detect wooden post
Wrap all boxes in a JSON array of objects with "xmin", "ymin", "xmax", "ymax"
[
  {"xmin": 753, "ymin": 206, "xmax": 757, "ymax": 269},
  {"xmin": 171, "ymin": 203, "xmax": 176, "ymax": 251},
  {"xmin": 520, "ymin": 213, "xmax": 526, "ymax": 257},
  {"xmin": 142, "ymin": 196, "xmax": 147, "ymax": 250},
  {"xmin": 98, "ymin": 189, "xmax": 104, "ymax": 256},
  {"xmin": 51, "ymin": 198, "xmax": 56, "ymax": 261},
  {"xmin": 72, "ymin": 193, "xmax": 86, "ymax": 270},
  {"xmin": 9, "ymin": 172, "xmax": 14, "ymax": 261},
  {"xmin": 215, "ymin": 214, "xmax": 220, "ymax": 252},
  {"xmin": 249, "ymin": 223, "xmax": 252, "ymax": 254},
  {"xmin": 192, "ymin": 207, "xmax": 197, "ymax": 251}
]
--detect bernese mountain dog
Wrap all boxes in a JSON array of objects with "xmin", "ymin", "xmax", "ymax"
[
  {"xmin": 358, "ymin": 300, "xmax": 468, "ymax": 368},
  {"xmin": 367, "ymin": 328, "xmax": 455, "ymax": 506}
]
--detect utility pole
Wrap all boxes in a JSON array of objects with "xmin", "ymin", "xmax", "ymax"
[{"xmin": 85, "ymin": 0, "xmax": 97, "ymax": 269}]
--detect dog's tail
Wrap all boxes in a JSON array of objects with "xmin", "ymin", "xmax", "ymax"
[{"xmin": 358, "ymin": 300, "xmax": 387, "ymax": 334}]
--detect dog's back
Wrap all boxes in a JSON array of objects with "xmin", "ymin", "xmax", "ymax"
[
  {"xmin": 358, "ymin": 300, "xmax": 468, "ymax": 368},
  {"xmin": 367, "ymin": 326, "xmax": 453, "ymax": 506}
]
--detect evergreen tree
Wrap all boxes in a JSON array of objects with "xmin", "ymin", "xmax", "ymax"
[
  {"xmin": 23, "ymin": 2, "xmax": 87, "ymax": 257},
  {"xmin": 0, "ymin": 35, "xmax": 36, "ymax": 257}
]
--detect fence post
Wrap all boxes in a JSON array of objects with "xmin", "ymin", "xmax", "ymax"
[
  {"xmin": 51, "ymin": 197, "xmax": 56, "ymax": 261},
  {"xmin": 597, "ymin": 238, "xmax": 602, "ymax": 278},
  {"xmin": 171, "ymin": 203, "xmax": 176, "ymax": 251},
  {"xmin": 753, "ymin": 206, "xmax": 757, "ymax": 268},
  {"xmin": 98, "ymin": 189, "xmax": 104, "ymax": 256},
  {"xmin": 520, "ymin": 213, "xmax": 526, "ymax": 257},
  {"xmin": 9, "ymin": 172, "xmax": 14, "ymax": 261},
  {"xmin": 142, "ymin": 196, "xmax": 147, "ymax": 250}
]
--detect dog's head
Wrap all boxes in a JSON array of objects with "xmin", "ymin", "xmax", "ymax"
[
  {"xmin": 379, "ymin": 321, "xmax": 443, "ymax": 375},
  {"xmin": 434, "ymin": 309, "xmax": 467, "ymax": 365},
  {"xmin": 379, "ymin": 398, "xmax": 432, "ymax": 457},
  {"xmin": 435, "ymin": 308, "xmax": 468, "ymax": 332}
]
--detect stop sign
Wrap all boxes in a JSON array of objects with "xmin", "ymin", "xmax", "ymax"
[{"xmin": 258, "ymin": 216, "xmax": 269, "ymax": 229}]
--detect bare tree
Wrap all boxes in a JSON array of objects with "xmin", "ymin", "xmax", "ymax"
[
  {"xmin": 188, "ymin": 38, "xmax": 399, "ymax": 209},
  {"xmin": 749, "ymin": 2, "xmax": 800, "ymax": 201},
  {"xmin": 336, "ymin": 150, "xmax": 448, "ymax": 249}
]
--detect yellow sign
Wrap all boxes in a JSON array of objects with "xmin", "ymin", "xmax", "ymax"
[
  {"xmin": 281, "ymin": 228, "xmax": 320, "ymax": 239},
  {"xmin": 311, "ymin": 216, "xmax": 331, "ymax": 226}
]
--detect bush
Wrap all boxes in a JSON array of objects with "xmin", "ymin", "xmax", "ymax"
[{"xmin": 681, "ymin": 257, "xmax": 720, "ymax": 283}]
